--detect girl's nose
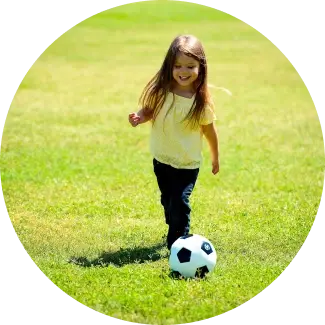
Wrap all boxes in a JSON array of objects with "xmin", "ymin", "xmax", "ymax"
[{"xmin": 180, "ymin": 67, "xmax": 189, "ymax": 74}]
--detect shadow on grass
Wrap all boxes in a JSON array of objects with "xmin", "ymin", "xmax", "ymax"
[{"xmin": 68, "ymin": 242, "xmax": 168, "ymax": 268}]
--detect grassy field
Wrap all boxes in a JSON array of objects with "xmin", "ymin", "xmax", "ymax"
[{"xmin": 1, "ymin": 1, "xmax": 324, "ymax": 324}]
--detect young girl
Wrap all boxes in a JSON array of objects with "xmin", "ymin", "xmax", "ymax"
[{"xmin": 128, "ymin": 35, "xmax": 219, "ymax": 249}]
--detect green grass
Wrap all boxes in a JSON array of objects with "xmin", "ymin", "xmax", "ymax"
[{"xmin": 1, "ymin": 1, "xmax": 324, "ymax": 324}]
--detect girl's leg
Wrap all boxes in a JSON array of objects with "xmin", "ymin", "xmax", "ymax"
[
  {"xmin": 153, "ymin": 159, "xmax": 172, "ymax": 225},
  {"xmin": 167, "ymin": 168, "xmax": 199, "ymax": 249}
]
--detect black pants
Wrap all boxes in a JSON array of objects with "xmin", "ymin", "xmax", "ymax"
[{"xmin": 153, "ymin": 159, "xmax": 199, "ymax": 249}]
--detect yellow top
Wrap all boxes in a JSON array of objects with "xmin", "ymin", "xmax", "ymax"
[{"xmin": 150, "ymin": 92, "xmax": 216, "ymax": 169}]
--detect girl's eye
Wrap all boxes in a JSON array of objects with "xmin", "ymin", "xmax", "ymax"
[{"xmin": 174, "ymin": 65, "xmax": 196, "ymax": 69}]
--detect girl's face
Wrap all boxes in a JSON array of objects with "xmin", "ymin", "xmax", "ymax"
[{"xmin": 172, "ymin": 52, "xmax": 200, "ymax": 91}]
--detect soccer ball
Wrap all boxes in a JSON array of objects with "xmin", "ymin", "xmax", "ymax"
[{"xmin": 169, "ymin": 234, "xmax": 217, "ymax": 278}]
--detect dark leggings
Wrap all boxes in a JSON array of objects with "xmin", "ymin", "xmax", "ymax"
[{"xmin": 153, "ymin": 159, "xmax": 199, "ymax": 249}]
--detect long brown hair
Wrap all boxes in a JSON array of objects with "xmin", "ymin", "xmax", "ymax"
[{"xmin": 139, "ymin": 35, "xmax": 214, "ymax": 129}]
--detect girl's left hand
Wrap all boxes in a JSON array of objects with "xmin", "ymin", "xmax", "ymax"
[{"xmin": 212, "ymin": 160, "xmax": 219, "ymax": 175}]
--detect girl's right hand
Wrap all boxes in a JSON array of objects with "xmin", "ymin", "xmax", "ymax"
[{"xmin": 128, "ymin": 112, "xmax": 141, "ymax": 127}]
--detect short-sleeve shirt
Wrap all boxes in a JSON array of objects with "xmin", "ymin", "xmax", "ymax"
[{"xmin": 150, "ymin": 92, "xmax": 216, "ymax": 169}]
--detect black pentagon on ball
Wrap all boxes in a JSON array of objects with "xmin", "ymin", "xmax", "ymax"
[
  {"xmin": 169, "ymin": 270, "xmax": 183, "ymax": 279},
  {"xmin": 177, "ymin": 247, "xmax": 192, "ymax": 263},
  {"xmin": 201, "ymin": 241, "xmax": 213, "ymax": 255},
  {"xmin": 195, "ymin": 265, "xmax": 210, "ymax": 278}
]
